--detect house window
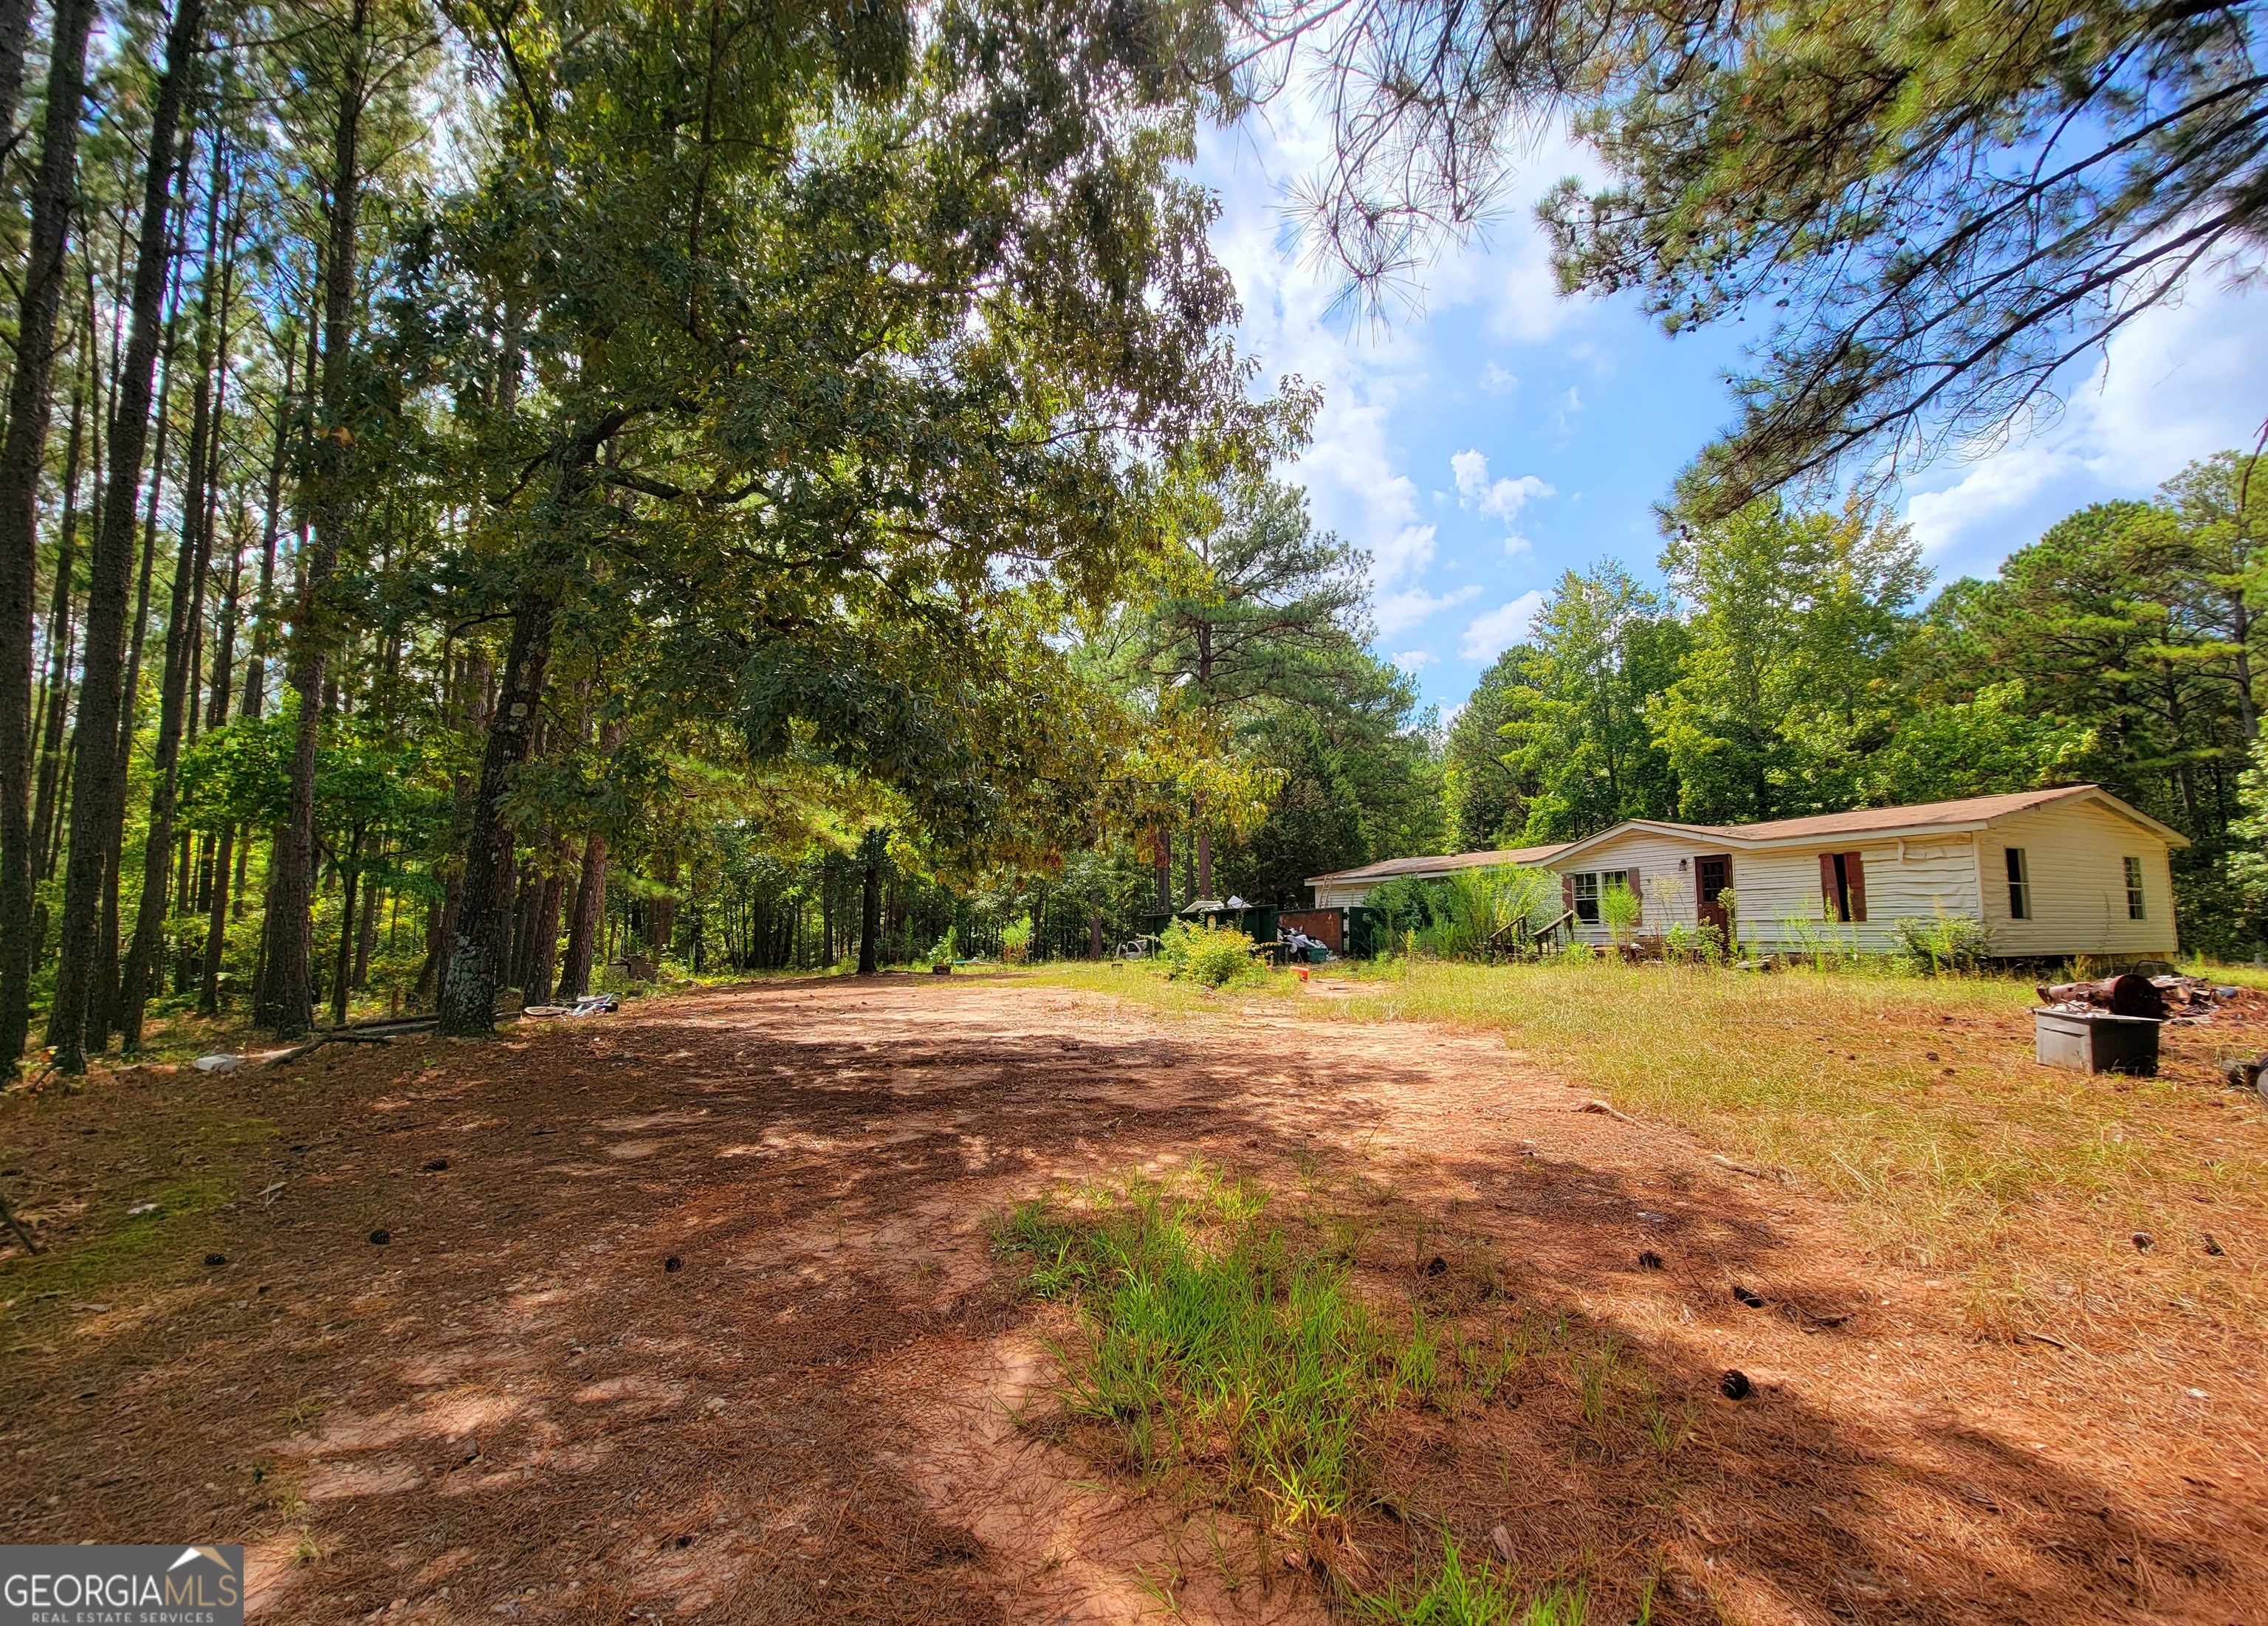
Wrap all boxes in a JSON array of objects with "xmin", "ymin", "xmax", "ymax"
[
  {"xmin": 2125, "ymin": 856, "xmax": 2146, "ymax": 920},
  {"xmin": 1568, "ymin": 871, "xmax": 1628, "ymax": 926},
  {"xmin": 2005, "ymin": 847, "xmax": 2030, "ymax": 920},
  {"xmin": 1818, "ymin": 850, "xmax": 1868, "ymax": 923}
]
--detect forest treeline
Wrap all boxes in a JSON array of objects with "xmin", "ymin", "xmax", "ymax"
[
  {"xmin": 0, "ymin": 0, "xmax": 1349, "ymax": 1070},
  {"xmin": 2, "ymin": 0, "xmax": 2263, "ymax": 1075}
]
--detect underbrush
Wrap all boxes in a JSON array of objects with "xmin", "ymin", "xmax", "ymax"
[{"xmin": 994, "ymin": 1168, "xmax": 1607, "ymax": 1619}]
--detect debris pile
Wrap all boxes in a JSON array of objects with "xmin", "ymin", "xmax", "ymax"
[
  {"xmin": 2033, "ymin": 973, "xmax": 2168, "ymax": 1019},
  {"xmin": 2032, "ymin": 972, "xmax": 2248, "ymax": 1025},
  {"xmin": 522, "ymin": 993, "xmax": 620, "ymax": 1019},
  {"xmin": 2145, "ymin": 974, "xmax": 2246, "ymax": 1024}
]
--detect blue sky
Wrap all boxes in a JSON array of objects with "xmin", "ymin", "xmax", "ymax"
[{"xmin": 1192, "ymin": 106, "xmax": 2268, "ymax": 723}]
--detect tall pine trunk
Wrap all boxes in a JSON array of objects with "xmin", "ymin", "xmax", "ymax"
[
  {"xmin": 558, "ymin": 720, "xmax": 619, "ymax": 999},
  {"xmin": 118, "ymin": 151, "xmax": 226, "ymax": 1054},
  {"xmin": 857, "ymin": 831, "xmax": 882, "ymax": 975},
  {"xmin": 92, "ymin": 284, "xmax": 183, "ymax": 1048},
  {"xmin": 527, "ymin": 839, "xmax": 566, "ymax": 1004},
  {"xmin": 264, "ymin": 0, "xmax": 368, "ymax": 1038},
  {"xmin": 0, "ymin": 0, "xmax": 97, "ymax": 1070},
  {"xmin": 197, "ymin": 823, "xmax": 233, "ymax": 1013},
  {"xmin": 30, "ymin": 378, "xmax": 86, "ymax": 889},
  {"xmin": 436, "ymin": 582, "xmax": 559, "ymax": 1033}
]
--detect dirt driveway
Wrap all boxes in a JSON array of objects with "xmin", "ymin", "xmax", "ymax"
[{"xmin": 3, "ymin": 974, "xmax": 2261, "ymax": 1624}]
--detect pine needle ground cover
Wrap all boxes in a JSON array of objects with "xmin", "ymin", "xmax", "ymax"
[{"xmin": 8, "ymin": 975, "xmax": 2264, "ymax": 1622}]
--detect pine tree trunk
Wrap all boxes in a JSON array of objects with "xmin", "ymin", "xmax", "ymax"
[
  {"xmin": 436, "ymin": 583, "xmax": 559, "ymax": 1035},
  {"xmin": 858, "ymin": 833, "xmax": 882, "ymax": 975},
  {"xmin": 0, "ymin": 0, "xmax": 97, "ymax": 1072},
  {"xmin": 353, "ymin": 869, "xmax": 378, "ymax": 988},
  {"xmin": 0, "ymin": 0, "xmax": 36, "ymax": 148},
  {"xmin": 45, "ymin": 0, "xmax": 202, "ymax": 1074},
  {"xmin": 508, "ymin": 853, "xmax": 540, "ymax": 991},
  {"xmin": 119, "ymin": 159, "xmax": 227, "ymax": 1055},
  {"xmin": 198, "ymin": 822, "xmax": 233, "ymax": 1013},
  {"xmin": 93, "ymin": 302, "xmax": 179, "ymax": 1048},
  {"xmin": 30, "ymin": 379, "xmax": 85, "ymax": 885},
  {"xmin": 206, "ymin": 509, "xmax": 242, "ymax": 728},
  {"xmin": 264, "ymin": 0, "xmax": 368, "ymax": 1040},
  {"xmin": 557, "ymin": 720, "xmax": 618, "ymax": 999},
  {"xmin": 329, "ymin": 824, "xmax": 363, "ymax": 1028},
  {"xmin": 528, "ymin": 842, "xmax": 565, "ymax": 1004},
  {"xmin": 559, "ymin": 829, "xmax": 608, "ymax": 999}
]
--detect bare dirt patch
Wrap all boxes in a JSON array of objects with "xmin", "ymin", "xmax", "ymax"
[{"xmin": 2, "ymin": 974, "xmax": 2263, "ymax": 1622}]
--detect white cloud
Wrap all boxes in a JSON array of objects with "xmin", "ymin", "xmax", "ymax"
[
  {"xmin": 1904, "ymin": 445, "xmax": 2076, "ymax": 557},
  {"xmin": 1451, "ymin": 449, "xmax": 1554, "ymax": 524},
  {"xmin": 1460, "ymin": 591, "xmax": 1548, "ymax": 661},
  {"xmin": 1480, "ymin": 361, "xmax": 1519, "ymax": 395},
  {"xmin": 1392, "ymin": 649, "xmax": 1437, "ymax": 672},
  {"xmin": 1376, "ymin": 583, "xmax": 1482, "ymax": 637},
  {"xmin": 1896, "ymin": 274, "xmax": 2268, "ymax": 568}
]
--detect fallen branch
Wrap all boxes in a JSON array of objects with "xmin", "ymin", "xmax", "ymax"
[
  {"xmin": 263, "ymin": 1021, "xmax": 436, "ymax": 1067},
  {"xmin": 0, "ymin": 1188, "xmax": 41, "ymax": 1254},
  {"xmin": 1708, "ymin": 1153, "xmax": 1770, "ymax": 1179},
  {"xmin": 1576, "ymin": 1099, "xmax": 1640, "ymax": 1126}
]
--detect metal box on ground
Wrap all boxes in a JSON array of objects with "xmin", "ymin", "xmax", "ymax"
[{"xmin": 2033, "ymin": 1007, "xmax": 2162, "ymax": 1075}]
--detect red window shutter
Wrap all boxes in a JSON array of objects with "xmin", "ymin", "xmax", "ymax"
[
  {"xmin": 1562, "ymin": 875, "xmax": 1575, "ymax": 916},
  {"xmin": 1626, "ymin": 866, "xmax": 1641, "ymax": 926},
  {"xmin": 1843, "ymin": 851, "xmax": 1867, "ymax": 922},
  {"xmin": 1818, "ymin": 852, "xmax": 1841, "ymax": 920}
]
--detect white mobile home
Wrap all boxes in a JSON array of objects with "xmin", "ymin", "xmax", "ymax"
[{"xmin": 1307, "ymin": 787, "xmax": 2186, "ymax": 960}]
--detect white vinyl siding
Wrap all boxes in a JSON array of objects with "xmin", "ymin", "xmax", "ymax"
[
  {"xmin": 1550, "ymin": 831, "xmax": 1714, "ymax": 945},
  {"xmin": 1977, "ymin": 799, "xmax": 2176, "ymax": 956}
]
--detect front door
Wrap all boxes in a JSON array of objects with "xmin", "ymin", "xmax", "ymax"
[{"xmin": 1696, "ymin": 855, "xmax": 1733, "ymax": 940}]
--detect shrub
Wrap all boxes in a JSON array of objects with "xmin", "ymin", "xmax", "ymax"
[
  {"xmin": 1892, "ymin": 913, "xmax": 1994, "ymax": 975},
  {"xmin": 1001, "ymin": 917, "xmax": 1034, "ymax": 964},
  {"xmin": 1155, "ymin": 920, "xmax": 1262, "ymax": 987},
  {"xmin": 918, "ymin": 926, "xmax": 959, "ymax": 968},
  {"xmin": 1377, "ymin": 864, "xmax": 1559, "ymax": 960},
  {"xmin": 1663, "ymin": 920, "xmax": 1727, "ymax": 965},
  {"xmin": 1598, "ymin": 881, "xmax": 1643, "ymax": 945}
]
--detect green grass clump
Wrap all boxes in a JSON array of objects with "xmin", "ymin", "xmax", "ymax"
[
  {"xmin": 1354, "ymin": 1535, "xmax": 1588, "ymax": 1625},
  {"xmin": 995, "ymin": 1171, "xmax": 1448, "ymax": 1531}
]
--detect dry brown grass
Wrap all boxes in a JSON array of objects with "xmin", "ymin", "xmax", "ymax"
[{"xmin": 1028, "ymin": 959, "xmax": 2268, "ymax": 1345}]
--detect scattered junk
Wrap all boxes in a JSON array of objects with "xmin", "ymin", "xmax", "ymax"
[
  {"xmin": 2038, "ymin": 971, "xmax": 2245, "ymax": 1026},
  {"xmin": 522, "ymin": 993, "xmax": 620, "ymax": 1018},
  {"xmin": 2032, "ymin": 971, "xmax": 2181, "ymax": 1077},
  {"xmin": 2033, "ymin": 1005, "xmax": 2162, "ymax": 1076},
  {"xmin": 192, "ymin": 1053, "xmax": 244, "ymax": 1074},
  {"xmin": 2035, "ymin": 973, "xmax": 2168, "ymax": 1019},
  {"xmin": 2219, "ymin": 1053, "xmax": 2268, "ymax": 1100}
]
